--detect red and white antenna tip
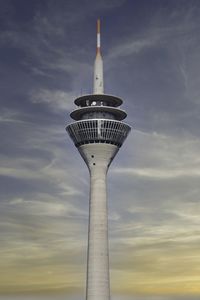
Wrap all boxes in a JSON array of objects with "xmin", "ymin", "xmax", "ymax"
[
  {"xmin": 97, "ymin": 19, "xmax": 100, "ymax": 34},
  {"xmin": 97, "ymin": 19, "xmax": 101, "ymax": 53}
]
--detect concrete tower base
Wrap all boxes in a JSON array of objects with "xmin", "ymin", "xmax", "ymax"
[{"xmin": 78, "ymin": 143, "xmax": 119, "ymax": 300}]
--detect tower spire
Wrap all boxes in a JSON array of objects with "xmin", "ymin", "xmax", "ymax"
[
  {"xmin": 97, "ymin": 19, "xmax": 101, "ymax": 54},
  {"xmin": 94, "ymin": 19, "xmax": 104, "ymax": 94}
]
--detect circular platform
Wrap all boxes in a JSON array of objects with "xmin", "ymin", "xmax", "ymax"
[
  {"xmin": 74, "ymin": 94, "xmax": 123, "ymax": 107},
  {"xmin": 70, "ymin": 106, "xmax": 127, "ymax": 121}
]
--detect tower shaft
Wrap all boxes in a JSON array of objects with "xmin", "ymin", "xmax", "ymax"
[{"xmin": 79, "ymin": 143, "xmax": 119, "ymax": 300}]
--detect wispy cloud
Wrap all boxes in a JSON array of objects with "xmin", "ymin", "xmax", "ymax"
[
  {"xmin": 30, "ymin": 89, "xmax": 75, "ymax": 112},
  {"xmin": 107, "ymin": 34, "xmax": 159, "ymax": 60}
]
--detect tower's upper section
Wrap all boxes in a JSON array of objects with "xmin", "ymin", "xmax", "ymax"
[
  {"xmin": 66, "ymin": 20, "xmax": 131, "ymax": 148},
  {"xmin": 94, "ymin": 19, "xmax": 104, "ymax": 94}
]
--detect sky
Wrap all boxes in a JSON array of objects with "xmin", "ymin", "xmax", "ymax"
[{"xmin": 0, "ymin": 0, "xmax": 200, "ymax": 299}]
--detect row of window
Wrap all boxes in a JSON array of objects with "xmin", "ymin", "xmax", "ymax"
[{"xmin": 67, "ymin": 119, "xmax": 131, "ymax": 147}]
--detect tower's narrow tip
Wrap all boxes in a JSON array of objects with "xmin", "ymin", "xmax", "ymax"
[
  {"xmin": 94, "ymin": 19, "xmax": 104, "ymax": 94},
  {"xmin": 97, "ymin": 19, "xmax": 101, "ymax": 54},
  {"xmin": 97, "ymin": 19, "xmax": 100, "ymax": 33}
]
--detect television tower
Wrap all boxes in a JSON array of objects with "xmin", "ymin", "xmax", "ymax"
[{"xmin": 66, "ymin": 19, "xmax": 131, "ymax": 300}]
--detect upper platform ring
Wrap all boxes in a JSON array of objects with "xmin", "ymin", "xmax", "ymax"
[
  {"xmin": 70, "ymin": 106, "xmax": 127, "ymax": 121},
  {"xmin": 74, "ymin": 94, "xmax": 123, "ymax": 107}
]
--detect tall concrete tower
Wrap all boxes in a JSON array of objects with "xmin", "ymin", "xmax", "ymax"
[{"xmin": 66, "ymin": 20, "xmax": 131, "ymax": 300}]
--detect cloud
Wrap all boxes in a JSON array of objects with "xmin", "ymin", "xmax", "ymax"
[
  {"xmin": 0, "ymin": 190, "xmax": 88, "ymax": 294},
  {"xmin": 9, "ymin": 197, "xmax": 86, "ymax": 217},
  {"xmin": 112, "ymin": 166, "xmax": 200, "ymax": 179},
  {"xmin": 30, "ymin": 88, "xmax": 75, "ymax": 112},
  {"xmin": 107, "ymin": 34, "xmax": 159, "ymax": 60},
  {"xmin": 0, "ymin": 110, "xmax": 29, "ymax": 127}
]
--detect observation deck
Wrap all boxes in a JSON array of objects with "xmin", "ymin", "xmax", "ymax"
[
  {"xmin": 66, "ymin": 94, "xmax": 131, "ymax": 148},
  {"xmin": 74, "ymin": 94, "xmax": 123, "ymax": 107}
]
